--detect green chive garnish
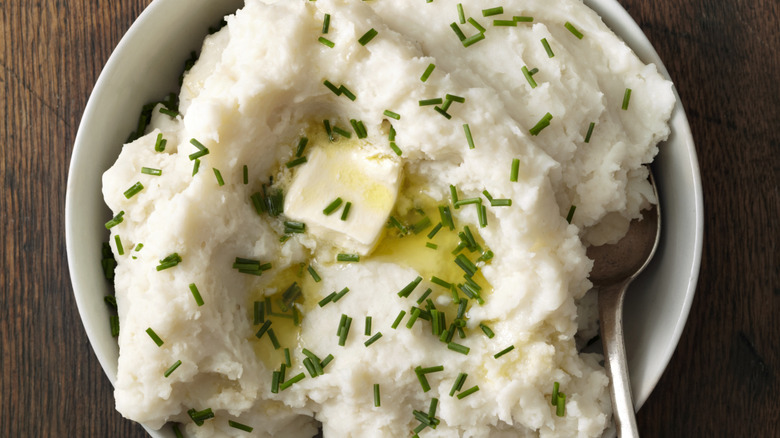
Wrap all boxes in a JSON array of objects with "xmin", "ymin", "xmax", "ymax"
[
  {"xmin": 340, "ymin": 201, "xmax": 352, "ymax": 221},
  {"xmin": 541, "ymin": 38, "xmax": 554, "ymax": 57},
  {"xmin": 478, "ymin": 204, "xmax": 488, "ymax": 227},
  {"xmin": 105, "ymin": 211, "xmax": 124, "ymax": 229},
  {"xmin": 450, "ymin": 22, "xmax": 467, "ymax": 41},
  {"xmin": 338, "ymin": 315, "xmax": 352, "ymax": 346},
  {"xmin": 427, "ymin": 222, "xmax": 443, "ymax": 239},
  {"xmin": 391, "ymin": 310, "xmax": 406, "ymax": 329},
  {"xmin": 364, "ymin": 332, "xmax": 383, "ymax": 347},
  {"xmin": 462, "ymin": 32, "xmax": 486, "ymax": 47},
  {"xmin": 493, "ymin": 345, "xmax": 515, "ymax": 358},
  {"xmin": 510, "ymin": 158, "xmax": 520, "ymax": 182},
  {"xmin": 482, "ymin": 6, "xmax": 503, "ymax": 16},
  {"xmin": 188, "ymin": 138, "xmax": 209, "ymax": 160},
  {"xmin": 123, "ymin": 182, "xmax": 144, "ymax": 199},
  {"xmin": 333, "ymin": 125, "xmax": 352, "ymax": 139},
  {"xmin": 622, "ymin": 88, "xmax": 632, "ymax": 110},
  {"xmin": 317, "ymin": 36, "xmax": 334, "ymax": 47},
  {"xmin": 318, "ymin": 291, "xmax": 337, "ymax": 307},
  {"xmin": 439, "ymin": 205, "xmax": 454, "ymax": 230},
  {"xmin": 321, "ymin": 354, "xmax": 334, "ymax": 369},
  {"xmin": 430, "ymin": 276, "xmax": 452, "ymax": 289},
  {"xmin": 192, "ymin": 158, "xmax": 200, "ymax": 176},
  {"xmin": 212, "ymin": 168, "xmax": 224, "ymax": 186},
  {"xmin": 307, "ymin": 265, "xmax": 321, "ymax": 282},
  {"xmin": 323, "ymin": 197, "xmax": 343, "ymax": 215},
  {"xmin": 398, "ymin": 276, "xmax": 423, "ymax": 298},
  {"xmin": 187, "ymin": 408, "xmax": 215, "ymax": 426},
  {"xmin": 463, "ymin": 124, "xmax": 475, "ymax": 149},
  {"xmin": 566, "ymin": 205, "xmax": 576, "ymax": 224},
  {"xmin": 447, "ymin": 342, "xmax": 470, "ymax": 355},
  {"xmin": 416, "ymin": 288, "xmax": 433, "ymax": 305},
  {"xmin": 189, "ymin": 283, "xmax": 204, "ymax": 306},
  {"xmin": 154, "ymin": 133, "xmax": 167, "ymax": 152},
  {"xmin": 164, "ymin": 360, "xmax": 182, "ymax": 378},
  {"xmin": 383, "ymin": 109, "xmax": 401, "ymax": 120},
  {"xmin": 109, "ymin": 315, "xmax": 119, "ymax": 337},
  {"xmin": 564, "ymin": 21, "xmax": 584, "ymax": 39},
  {"xmin": 173, "ymin": 424, "xmax": 183, "ymax": 438},
  {"xmin": 389, "ymin": 141, "xmax": 402, "ymax": 156},
  {"xmin": 480, "ymin": 323, "xmax": 495, "ymax": 338},
  {"xmin": 156, "ymin": 253, "xmax": 182, "ymax": 271},
  {"xmin": 286, "ymin": 156, "xmax": 308, "ymax": 168},
  {"xmin": 146, "ymin": 327, "xmax": 164, "ymax": 346},
  {"xmin": 279, "ymin": 372, "xmax": 305, "ymax": 390},
  {"xmin": 457, "ymin": 3, "xmax": 466, "ymax": 24},
  {"xmin": 283, "ymin": 221, "xmax": 306, "ymax": 234},
  {"xmin": 350, "ymin": 119, "xmax": 368, "ymax": 139},
  {"xmin": 450, "ymin": 372, "xmax": 468, "ymax": 396},
  {"xmin": 295, "ymin": 137, "xmax": 308, "ymax": 157},
  {"xmin": 267, "ymin": 328, "xmax": 281, "ymax": 350},
  {"xmin": 406, "ymin": 307, "xmax": 421, "ymax": 329},
  {"xmin": 242, "ymin": 165, "xmax": 248, "ymax": 184},
  {"xmin": 358, "ymin": 28, "xmax": 378, "ymax": 45},
  {"xmin": 467, "ymin": 17, "xmax": 486, "ymax": 33},
  {"xmin": 322, "ymin": 13, "xmax": 331, "ymax": 33},
  {"xmin": 493, "ymin": 19, "xmax": 517, "ymax": 27},
  {"xmin": 456, "ymin": 385, "xmax": 479, "ymax": 399},
  {"xmin": 255, "ymin": 320, "xmax": 272, "ymax": 339},
  {"xmin": 584, "ymin": 122, "xmax": 595, "ymax": 143},
  {"xmin": 522, "ymin": 66, "xmax": 537, "ymax": 88},
  {"xmin": 514, "ymin": 16, "xmax": 534, "ymax": 22},
  {"xmin": 426, "ymin": 242, "xmax": 438, "ymax": 250},
  {"xmin": 332, "ymin": 287, "xmax": 350, "ymax": 302},
  {"xmin": 159, "ymin": 107, "xmax": 178, "ymax": 118},
  {"xmin": 228, "ymin": 420, "xmax": 254, "ymax": 432},
  {"xmin": 552, "ymin": 381, "xmax": 560, "ymax": 405},
  {"xmin": 141, "ymin": 167, "xmax": 161, "ymax": 176},
  {"xmin": 421, "ymin": 63, "xmax": 436, "ymax": 82},
  {"xmin": 419, "ymin": 98, "xmax": 443, "ymax": 106},
  {"xmin": 529, "ymin": 112, "xmax": 553, "ymax": 136},
  {"xmin": 113, "ymin": 235, "xmax": 124, "ymax": 256},
  {"xmin": 365, "ymin": 316, "xmax": 373, "ymax": 336},
  {"xmin": 374, "ymin": 383, "xmax": 381, "ymax": 407},
  {"xmin": 254, "ymin": 301, "xmax": 264, "ymax": 324},
  {"xmin": 556, "ymin": 392, "xmax": 566, "ymax": 416},
  {"xmin": 337, "ymin": 253, "xmax": 359, "ymax": 262}
]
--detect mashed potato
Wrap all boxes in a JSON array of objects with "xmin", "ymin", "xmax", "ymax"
[{"xmin": 102, "ymin": 0, "xmax": 674, "ymax": 436}]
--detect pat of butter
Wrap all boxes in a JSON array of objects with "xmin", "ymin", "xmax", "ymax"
[{"xmin": 284, "ymin": 141, "xmax": 402, "ymax": 255}]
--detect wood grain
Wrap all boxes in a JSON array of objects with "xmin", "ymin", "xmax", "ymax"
[{"xmin": 1, "ymin": 0, "xmax": 776, "ymax": 437}]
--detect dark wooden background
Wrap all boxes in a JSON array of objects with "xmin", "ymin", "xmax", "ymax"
[{"xmin": 1, "ymin": 0, "xmax": 777, "ymax": 436}]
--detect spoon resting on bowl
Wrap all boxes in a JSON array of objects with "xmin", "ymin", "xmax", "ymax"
[{"xmin": 586, "ymin": 171, "xmax": 661, "ymax": 437}]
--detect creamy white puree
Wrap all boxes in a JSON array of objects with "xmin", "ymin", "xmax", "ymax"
[{"xmin": 102, "ymin": 0, "xmax": 674, "ymax": 436}]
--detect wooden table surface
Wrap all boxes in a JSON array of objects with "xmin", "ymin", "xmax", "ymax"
[{"xmin": 2, "ymin": 0, "xmax": 777, "ymax": 436}]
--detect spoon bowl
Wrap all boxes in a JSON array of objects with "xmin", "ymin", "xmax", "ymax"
[{"xmin": 587, "ymin": 171, "xmax": 661, "ymax": 437}]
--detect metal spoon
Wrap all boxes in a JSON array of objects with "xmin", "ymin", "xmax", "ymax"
[{"xmin": 586, "ymin": 171, "xmax": 661, "ymax": 438}]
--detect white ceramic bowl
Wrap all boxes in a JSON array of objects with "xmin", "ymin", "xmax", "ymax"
[{"xmin": 66, "ymin": 0, "xmax": 703, "ymax": 436}]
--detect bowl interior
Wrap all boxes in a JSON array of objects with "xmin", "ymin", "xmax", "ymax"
[{"xmin": 66, "ymin": 0, "xmax": 702, "ymax": 435}]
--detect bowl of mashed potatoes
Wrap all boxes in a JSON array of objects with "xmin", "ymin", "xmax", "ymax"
[{"xmin": 66, "ymin": 0, "xmax": 703, "ymax": 437}]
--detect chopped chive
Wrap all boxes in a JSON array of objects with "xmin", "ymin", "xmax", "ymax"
[
  {"xmin": 358, "ymin": 28, "xmax": 378, "ymax": 45},
  {"xmin": 450, "ymin": 372, "xmax": 468, "ymax": 396},
  {"xmin": 415, "ymin": 368, "xmax": 431, "ymax": 392},
  {"xmin": 303, "ymin": 357, "xmax": 317, "ymax": 377},
  {"xmin": 340, "ymin": 202, "xmax": 352, "ymax": 221},
  {"xmin": 426, "ymin": 242, "xmax": 438, "ymax": 250},
  {"xmin": 173, "ymin": 424, "xmax": 183, "ymax": 438},
  {"xmin": 187, "ymin": 408, "xmax": 215, "ymax": 426},
  {"xmin": 450, "ymin": 184, "xmax": 459, "ymax": 205},
  {"xmin": 406, "ymin": 307, "xmax": 421, "ymax": 329},
  {"xmin": 323, "ymin": 197, "xmax": 343, "ymax": 215},
  {"xmin": 364, "ymin": 332, "xmax": 383, "ymax": 347},
  {"xmin": 320, "ymin": 354, "xmax": 334, "ymax": 369},
  {"xmin": 323, "ymin": 119, "xmax": 334, "ymax": 141},
  {"xmin": 622, "ymin": 88, "xmax": 632, "ymax": 110},
  {"xmin": 340, "ymin": 85, "xmax": 357, "ymax": 101},
  {"xmin": 156, "ymin": 253, "xmax": 182, "ymax": 271},
  {"xmin": 123, "ymin": 182, "xmax": 144, "ymax": 199},
  {"xmin": 228, "ymin": 420, "xmax": 254, "ymax": 433},
  {"xmin": 428, "ymin": 397, "xmax": 439, "ymax": 418},
  {"xmin": 141, "ymin": 167, "xmax": 162, "ymax": 176},
  {"xmin": 295, "ymin": 137, "xmax": 308, "ymax": 157},
  {"xmin": 462, "ymin": 32, "xmax": 486, "ymax": 47},
  {"xmin": 514, "ymin": 16, "xmax": 534, "ymax": 22},
  {"xmin": 267, "ymin": 328, "xmax": 281, "ymax": 350},
  {"xmin": 192, "ymin": 158, "xmax": 200, "ymax": 176},
  {"xmin": 317, "ymin": 37, "xmax": 334, "ymax": 47},
  {"xmin": 146, "ymin": 327, "xmax": 164, "ymax": 347},
  {"xmin": 332, "ymin": 125, "xmax": 352, "ymax": 139},
  {"xmin": 318, "ymin": 291, "xmax": 337, "ymax": 307},
  {"xmin": 323, "ymin": 80, "xmax": 341, "ymax": 96},
  {"xmin": 510, "ymin": 158, "xmax": 520, "ymax": 182},
  {"xmin": 463, "ymin": 124, "xmax": 475, "ymax": 149},
  {"xmin": 365, "ymin": 316, "xmax": 373, "ymax": 336},
  {"xmin": 454, "ymin": 197, "xmax": 481, "ymax": 208},
  {"xmin": 490, "ymin": 198, "xmax": 512, "ymax": 207},
  {"xmin": 478, "ymin": 204, "xmax": 488, "ymax": 227},
  {"xmin": 541, "ymin": 38, "xmax": 554, "ymax": 57},
  {"xmin": 350, "ymin": 119, "xmax": 368, "ymax": 139},
  {"xmin": 286, "ymin": 156, "xmax": 308, "ymax": 169},
  {"xmin": 374, "ymin": 383, "xmax": 381, "ymax": 407},
  {"xmin": 529, "ymin": 112, "xmax": 553, "ymax": 136},
  {"xmin": 254, "ymin": 301, "xmax": 264, "ymax": 324},
  {"xmin": 467, "ymin": 17, "xmax": 486, "ymax": 33},
  {"xmin": 411, "ymin": 216, "xmax": 432, "ymax": 234},
  {"xmin": 284, "ymin": 348, "xmax": 292, "ymax": 367},
  {"xmin": 255, "ymin": 320, "xmax": 272, "ymax": 339},
  {"xmin": 189, "ymin": 283, "xmax": 204, "ymax": 306},
  {"xmin": 522, "ymin": 66, "xmax": 538, "ymax": 89},
  {"xmin": 109, "ymin": 315, "xmax": 119, "ymax": 337},
  {"xmin": 279, "ymin": 372, "xmax": 305, "ymax": 390},
  {"xmin": 164, "ymin": 360, "xmax": 182, "ymax": 378},
  {"xmin": 420, "ymin": 63, "xmax": 436, "ymax": 82},
  {"xmin": 322, "ymin": 13, "xmax": 330, "ymax": 33},
  {"xmin": 212, "ymin": 168, "xmax": 225, "ymax": 186},
  {"xmin": 450, "ymin": 22, "xmax": 467, "ymax": 41},
  {"xmin": 448, "ymin": 342, "xmax": 470, "ymax": 355},
  {"xmin": 416, "ymin": 288, "xmax": 433, "ymax": 305},
  {"xmin": 338, "ymin": 316, "xmax": 352, "ymax": 346},
  {"xmin": 482, "ymin": 6, "xmax": 503, "ymax": 16},
  {"xmin": 114, "ymin": 235, "xmax": 124, "ymax": 256},
  {"xmin": 493, "ymin": 345, "xmax": 515, "ymax": 358},
  {"xmin": 445, "ymin": 94, "xmax": 466, "ymax": 103},
  {"xmin": 529, "ymin": 67, "xmax": 539, "ymax": 75},
  {"xmin": 434, "ymin": 106, "xmax": 452, "ymax": 120},
  {"xmin": 552, "ymin": 381, "xmax": 560, "ymax": 405},
  {"xmin": 564, "ymin": 21, "xmax": 584, "ymax": 39},
  {"xmin": 419, "ymin": 98, "xmax": 443, "ymax": 106},
  {"xmin": 584, "ymin": 122, "xmax": 595, "ymax": 143},
  {"xmin": 104, "ymin": 295, "xmax": 117, "ymax": 308},
  {"xmin": 391, "ymin": 310, "xmax": 406, "ymax": 329},
  {"xmin": 105, "ymin": 211, "xmax": 125, "ymax": 229},
  {"xmin": 154, "ymin": 133, "xmax": 167, "ymax": 152},
  {"xmin": 383, "ymin": 109, "xmax": 401, "ymax": 120},
  {"xmin": 307, "ymin": 265, "xmax": 321, "ymax": 282},
  {"xmin": 242, "ymin": 165, "xmax": 248, "ymax": 184},
  {"xmin": 159, "ymin": 107, "xmax": 178, "ymax": 118},
  {"xmin": 398, "ymin": 276, "xmax": 423, "ymax": 298},
  {"xmin": 337, "ymin": 253, "xmax": 359, "ymax": 262},
  {"xmin": 283, "ymin": 220, "xmax": 306, "ymax": 234},
  {"xmin": 456, "ymin": 385, "xmax": 480, "ymax": 399},
  {"xmin": 427, "ymin": 222, "xmax": 443, "ymax": 239},
  {"xmin": 493, "ymin": 19, "xmax": 517, "ymax": 27},
  {"xmin": 457, "ymin": 3, "xmax": 466, "ymax": 24},
  {"xmin": 566, "ymin": 205, "xmax": 576, "ymax": 224},
  {"xmin": 430, "ymin": 276, "xmax": 452, "ymax": 289},
  {"xmin": 332, "ymin": 287, "xmax": 350, "ymax": 302},
  {"xmin": 455, "ymin": 253, "xmax": 478, "ymax": 276},
  {"xmin": 389, "ymin": 141, "xmax": 402, "ymax": 156},
  {"xmin": 439, "ymin": 205, "xmax": 454, "ymax": 230},
  {"xmin": 188, "ymin": 138, "xmax": 209, "ymax": 160},
  {"xmin": 419, "ymin": 365, "xmax": 444, "ymax": 374},
  {"xmin": 480, "ymin": 323, "xmax": 495, "ymax": 338}
]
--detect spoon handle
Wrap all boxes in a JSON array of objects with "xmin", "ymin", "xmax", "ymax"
[{"xmin": 599, "ymin": 281, "xmax": 640, "ymax": 438}]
